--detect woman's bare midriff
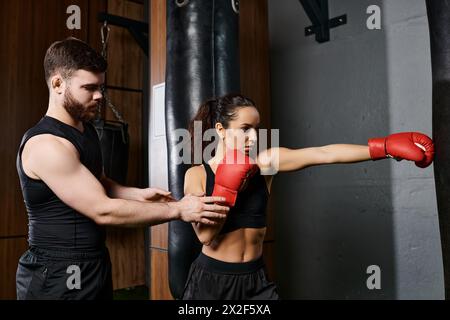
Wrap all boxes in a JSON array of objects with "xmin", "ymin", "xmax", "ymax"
[
  {"xmin": 198, "ymin": 164, "xmax": 272, "ymax": 263},
  {"xmin": 202, "ymin": 227, "xmax": 267, "ymax": 263}
]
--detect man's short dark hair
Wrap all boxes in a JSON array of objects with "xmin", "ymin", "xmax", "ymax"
[{"xmin": 44, "ymin": 37, "xmax": 107, "ymax": 84}]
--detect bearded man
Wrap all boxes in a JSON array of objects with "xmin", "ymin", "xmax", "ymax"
[{"xmin": 15, "ymin": 37, "xmax": 228, "ymax": 300}]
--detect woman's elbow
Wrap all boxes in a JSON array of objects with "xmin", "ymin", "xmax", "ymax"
[
  {"xmin": 194, "ymin": 229, "xmax": 217, "ymax": 246},
  {"xmin": 197, "ymin": 234, "xmax": 214, "ymax": 246}
]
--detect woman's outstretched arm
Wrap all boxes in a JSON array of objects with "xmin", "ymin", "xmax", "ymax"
[
  {"xmin": 257, "ymin": 132, "xmax": 434, "ymax": 174},
  {"xmin": 257, "ymin": 145, "xmax": 370, "ymax": 173}
]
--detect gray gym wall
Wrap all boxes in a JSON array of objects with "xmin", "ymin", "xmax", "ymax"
[{"xmin": 268, "ymin": 0, "xmax": 443, "ymax": 299}]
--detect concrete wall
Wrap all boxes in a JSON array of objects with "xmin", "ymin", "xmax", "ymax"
[{"xmin": 268, "ymin": 0, "xmax": 443, "ymax": 299}]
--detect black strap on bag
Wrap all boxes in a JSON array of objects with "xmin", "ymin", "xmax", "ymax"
[{"xmin": 92, "ymin": 22, "xmax": 130, "ymax": 185}]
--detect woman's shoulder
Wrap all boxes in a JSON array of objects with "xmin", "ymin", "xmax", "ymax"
[
  {"xmin": 184, "ymin": 165, "xmax": 206, "ymax": 194},
  {"xmin": 185, "ymin": 164, "xmax": 206, "ymax": 178},
  {"xmin": 184, "ymin": 165, "xmax": 207, "ymax": 191}
]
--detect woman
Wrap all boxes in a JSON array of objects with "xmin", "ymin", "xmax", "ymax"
[{"xmin": 182, "ymin": 94, "xmax": 434, "ymax": 300}]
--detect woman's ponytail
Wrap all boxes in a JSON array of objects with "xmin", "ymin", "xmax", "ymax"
[{"xmin": 188, "ymin": 99, "xmax": 217, "ymax": 163}]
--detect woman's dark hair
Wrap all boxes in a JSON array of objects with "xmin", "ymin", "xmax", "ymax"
[
  {"xmin": 44, "ymin": 37, "xmax": 107, "ymax": 85},
  {"xmin": 188, "ymin": 93, "xmax": 257, "ymax": 161}
]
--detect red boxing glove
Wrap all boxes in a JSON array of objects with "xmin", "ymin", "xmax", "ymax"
[
  {"xmin": 212, "ymin": 149, "xmax": 258, "ymax": 207},
  {"xmin": 368, "ymin": 132, "xmax": 434, "ymax": 168}
]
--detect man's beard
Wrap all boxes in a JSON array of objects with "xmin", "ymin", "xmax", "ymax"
[{"xmin": 63, "ymin": 89, "xmax": 98, "ymax": 122}]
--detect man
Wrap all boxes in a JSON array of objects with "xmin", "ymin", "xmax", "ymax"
[{"xmin": 15, "ymin": 37, "xmax": 228, "ymax": 300}]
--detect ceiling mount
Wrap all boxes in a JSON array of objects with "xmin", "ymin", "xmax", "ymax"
[{"xmin": 299, "ymin": 0, "xmax": 347, "ymax": 43}]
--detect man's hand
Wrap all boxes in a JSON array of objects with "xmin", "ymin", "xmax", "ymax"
[
  {"xmin": 139, "ymin": 187, "xmax": 175, "ymax": 203},
  {"xmin": 171, "ymin": 194, "xmax": 229, "ymax": 225}
]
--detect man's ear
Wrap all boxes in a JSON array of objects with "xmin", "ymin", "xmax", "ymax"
[{"xmin": 50, "ymin": 75, "xmax": 65, "ymax": 94}]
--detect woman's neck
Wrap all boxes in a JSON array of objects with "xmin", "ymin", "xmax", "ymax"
[{"xmin": 209, "ymin": 143, "xmax": 226, "ymax": 165}]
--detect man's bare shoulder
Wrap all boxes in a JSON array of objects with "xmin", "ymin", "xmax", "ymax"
[
  {"xmin": 24, "ymin": 134, "xmax": 78, "ymax": 157},
  {"xmin": 22, "ymin": 134, "xmax": 80, "ymax": 179}
]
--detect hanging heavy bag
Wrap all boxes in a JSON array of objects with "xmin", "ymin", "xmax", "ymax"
[
  {"xmin": 166, "ymin": 0, "xmax": 240, "ymax": 299},
  {"xmin": 92, "ymin": 116, "xmax": 129, "ymax": 185},
  {"xmin": 426, "ymin": 0, "xmax": 450, "ymax": 299}
]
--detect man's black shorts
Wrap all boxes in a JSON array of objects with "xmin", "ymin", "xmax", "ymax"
[{"xmin": 16, "ymin": 246, "xmax": 113, "ymax": 300}]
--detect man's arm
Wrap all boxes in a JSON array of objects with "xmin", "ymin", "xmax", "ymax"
[
  {"xmin": 100, "ymin": 174, "xmax": 140, "ymax": 200},
  {"xmin": 23, "ymin": 135, "xmax": 228, "ymax": 227},
  {"xmin": 100, "ymin": 174, "xmax": 173, "ymax": 202}
]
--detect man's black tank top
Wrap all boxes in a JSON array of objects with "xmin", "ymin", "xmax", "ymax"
[
  {"xmin": 16, "ymin": 116, "xmax": 105, "ymax": 251},
  {"xmin": 203, "ymin": 162, "xmax": 269, "ymax": 234}
]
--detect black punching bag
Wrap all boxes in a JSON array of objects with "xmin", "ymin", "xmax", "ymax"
[
  {"xmin": 426, "ymin": 0, "xmax": 450, "ymax": 299},
  {"xmin": 92, "ymin": 119, "xmax": 129, "ymax": 185},
  {"xmin": 165, "ymin": 0, "xmax": 240, "ymax": 299}
]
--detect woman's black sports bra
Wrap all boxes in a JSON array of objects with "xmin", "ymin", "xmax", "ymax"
[{"xmin": 203, "ymin": 162, "xmax": 269, "ymax": 235}]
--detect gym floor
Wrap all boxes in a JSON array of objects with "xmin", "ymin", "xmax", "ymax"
[{"xmin": 113, "ymin": 286, "xmax": 149, "ymax": 300}]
